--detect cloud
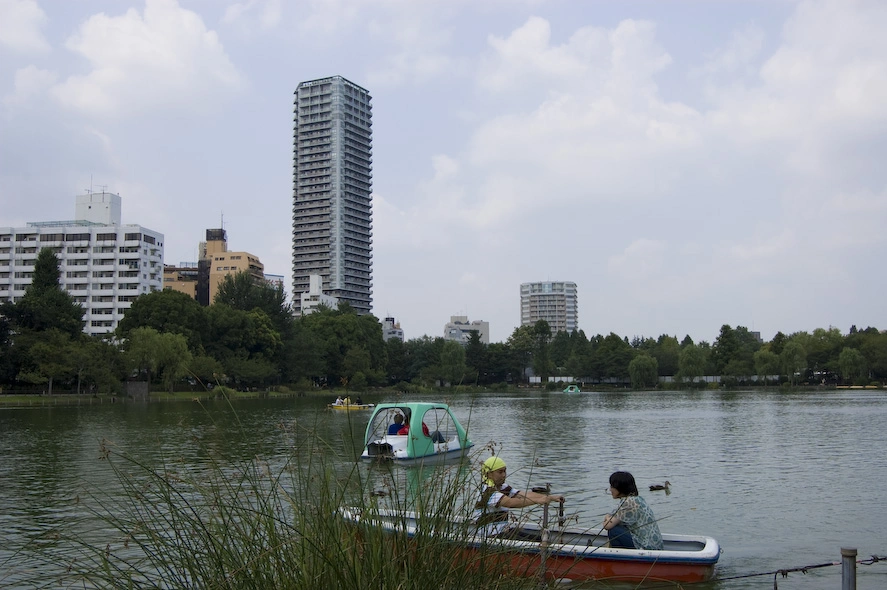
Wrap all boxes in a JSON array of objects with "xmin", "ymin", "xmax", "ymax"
[
  {"xmin": 3, "ymin": 65, "xmax": 56, "ymax": 106},
  {"xmin": 364, "ymin": 2, "xmax": 467, "ymax": 87},
  {"xmin": 50, "ymin": 0, "xmax": 243, "ymax": 117},
  {"xmin": 693, "ymin": 22, "xmax": 765, "ymax": 80},
  {"xmin": 222, "ymin": 0, "xmax": 281, "ymax": 32},
  {"xmin": 0, "ymin": 0, "xmax": 50, "ymax": 54}
]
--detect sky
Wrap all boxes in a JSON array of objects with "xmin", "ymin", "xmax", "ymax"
[{"xmin": 1, "ymin": 0, "xmax": 885, "ymax": 345}]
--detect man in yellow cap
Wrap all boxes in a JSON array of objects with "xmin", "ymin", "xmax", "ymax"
[{"xmin": 474, "ymin": 456, "xmax": 565, "ymax": 536}]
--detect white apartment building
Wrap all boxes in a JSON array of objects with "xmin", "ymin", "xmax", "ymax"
[
  {"xmin": 443, "ymin": 315, "xmax": 489, "ymax": 345},
  {"xmin": 382, "ymin": 316, "xmax": 404, "ymax": 342},
  {"xmin": 0, "ymin": 192, "xmax": 164, "ymax": 336},
  {"xmin": 520, "ymin": 281, "xmax": 578, "ymax": 334},
  {"xmin": 300, "ymin": 273, "xmax": 339, "ymax": 315}
]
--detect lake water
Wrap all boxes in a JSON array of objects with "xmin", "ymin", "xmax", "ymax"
[{"xmin": 1, "ymin": 389, "xmax": 886, "ymax": 589}]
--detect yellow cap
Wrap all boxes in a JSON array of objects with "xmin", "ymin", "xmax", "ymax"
[{"xmin": 481, "ymin": 456, "xmax": 507, "ymax": 485}]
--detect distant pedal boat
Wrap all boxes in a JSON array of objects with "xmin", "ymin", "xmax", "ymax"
[{"xmin": 360, "ymin": 402, "xmax": 473, "ymax": 466}]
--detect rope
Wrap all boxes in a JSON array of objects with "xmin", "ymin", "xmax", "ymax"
[
  {"xmin": 859, "ymin": 554, "xmax": 885, "ymax": 565},
  {"xmin": 716, "ymin": 561, "xmax": 839, "ymax": 583},
  {"xmin": 708, "ymin": 553, "xmax": 887, "ymax": 589}
]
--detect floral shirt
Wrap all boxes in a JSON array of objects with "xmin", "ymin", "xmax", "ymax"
[{"xmin": 613, "ymin": 495, "xmax": 663, "ymax": 550}]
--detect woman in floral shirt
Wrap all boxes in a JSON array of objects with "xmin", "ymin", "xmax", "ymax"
[{"xmin": 602, "ymin": 471, "xmax": 664, "ymax": 550}]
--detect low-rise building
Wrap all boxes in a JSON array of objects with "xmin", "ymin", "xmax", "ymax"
[
  {"xmin": 382, "ymin": 316, "xmax": 404, "ymax": 342},
  {"xmin": 300, "ymin": 274, "xmax": 338, "ymax": 315},
  {"xmin": 0, "ymin": 192, "xmax": 163, "ymax": 336},
  {"xmin": 163, "ymin": 228, "xmax": 264, "ymax": 305},
  {"xmin": 443, "ymin": 315, "xmax": 489, "ymax": 344}
]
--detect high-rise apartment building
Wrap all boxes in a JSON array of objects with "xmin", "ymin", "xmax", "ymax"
[
  {"xmin": 0, "ymin": 192, "xmax": 163, "ymax": 336},
  {"xmin": 520, "ymin": 281, "xmax": 579, "ymax": 334},
  {"xmin": 292, "ymin": 75, "xmax": 373, "ymax": 315}
]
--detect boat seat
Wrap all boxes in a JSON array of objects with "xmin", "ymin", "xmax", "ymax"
[{"xmin": 430, "ymin": 430, "xmax": 446, "ymax": 443}]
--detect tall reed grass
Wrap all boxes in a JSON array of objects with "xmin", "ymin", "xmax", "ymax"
[{"xmin": 16, "ymin": 415, "xmax": 539, "ymax": 589}]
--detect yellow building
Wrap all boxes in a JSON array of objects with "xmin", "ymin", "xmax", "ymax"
[
  {"xmin": 163, "ymin": 229, "xmax": 264, "ymax": 305},
  {"xmin": 163, "ymin": 264, "xmax": 198, "ymax": 298}
]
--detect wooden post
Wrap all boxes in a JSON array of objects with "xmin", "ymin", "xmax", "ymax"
[
  {"xmin": 537, "ymin": 484, "xmax": 551, "ymax": 587},
  {"xmin": 841, "ymin": 547, "xmax": 856, "ymax": 590}
]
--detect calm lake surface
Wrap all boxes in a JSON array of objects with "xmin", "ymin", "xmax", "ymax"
[{"xmin": 1, "ymin": 389, "xmax": 886, "ymax": 589}]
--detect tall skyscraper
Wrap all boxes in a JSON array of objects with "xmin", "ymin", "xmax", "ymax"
[
  {"xmin": 292, "ymin": 75, "xmax": 373, "ymax": 315},
  {"xmin": 520, "ymin": 281, "xmax": 579, "ymax": 334}
]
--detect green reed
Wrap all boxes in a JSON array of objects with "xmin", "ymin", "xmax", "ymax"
[{"xmin": 16, "ymin": 414, "xmax": 537, "ymax": 590}]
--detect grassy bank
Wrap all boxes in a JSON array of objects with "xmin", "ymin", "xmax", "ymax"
[{"xmin": 9, "ymin": 419, "xmax": 542, "ymax": 589}]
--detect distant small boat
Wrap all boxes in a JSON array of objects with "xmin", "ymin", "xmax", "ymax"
[
  {"xmin": 329, "ymin": 403, "xmax": 375, "ymax": 411},
  {"xmin": 563, "ymin": 385, "xmax": 581, "ymax": 393}
]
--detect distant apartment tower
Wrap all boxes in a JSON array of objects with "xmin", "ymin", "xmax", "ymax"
[
  {"xmin": 520, "ymin": 281, "xmax": 578, "ymax": 334},
  {"xmin": 292, "ymin": 75, "xmax": 373, "ymax": 315},
  {"xmin": 0, "ymin": 192, "xmax": 163, "ymax": 336},
  {"xmin": 444, "ymin": 315, "xmax": 490, "ymax": 345},
  {"xmin": 163, "ymin": 229, "xmax": 264, "ymax": 305}
]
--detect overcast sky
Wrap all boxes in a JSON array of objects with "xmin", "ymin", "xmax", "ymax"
[{"xmin": 1, "ymin": 0, "xmax": 885, "ymax": 344}]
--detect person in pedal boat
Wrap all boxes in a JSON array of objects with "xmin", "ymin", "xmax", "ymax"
[{"xmin": 474, "ymin": 456, "xmax": 564, "ymax": 536}]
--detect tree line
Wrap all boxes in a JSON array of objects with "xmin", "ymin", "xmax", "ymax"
[{"xmin": 1, "ymin": 249, "xmax": 885, "ymax": 394}]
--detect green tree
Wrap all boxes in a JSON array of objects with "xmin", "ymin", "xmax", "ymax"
[
  {"xmin": 550, "ymin": 331, "xmax": 573, "ymax": 372},
  {"xmin": 299, "ymin": 306, "xmax": 386, "ymax": 386},
  {"xmin": 385, "ymin": 337, "xmax": 408, "ymax": 385},
  {"xmin": 590, "ymin": 333, "xmax": 633, "ymax": 381},
  {"xmin": 463, "ymin": 331, "xmax": 487, "ymax": 384},
  {"xmin": 117, "ymin": 290, "xmax": 207, "ymax": 352},
  {"xmin": 628, "ymin": 354, "xmax": 659, "ymax": 389},
  {"xmin": 125, "ymin": 327, "xmax": 164, "ymax": 384},
  {"xmin": 18, "ymin": 329, "xmax": 74, "ymax": 394},
  {"xmin": 753, "ymin": 348, "xmax": 781, "ymax": 382},
  {"xmin": 837, "ymin": 347, "xmax": 867, "ymax": 384},
  {"xmin": 805, "ymin": 327, "xmax": 844, "ymax": 377},
  {"xmin": 343, "ymin": 346, "xmax": 371, "ymax": 381},
  {"xmin": 485, "ymin": 342, "xmax": 515, "ymax": 384},
  {"xmin": 13, "ymin": 248, "xmax": 84, "ymax": 337},
  {"xmin": 439, "ymin": 340, "xmax": 467, "ymax": 387},
  {"xmin": 506, "ymin": 325, "xmax": 535, "ymax": 383},
  {"xmin": 70, "ymin": 336, "xmax": 123, "ymax": 394},
  {"xmin": 188, "ymin": 354, "xmax": 225, "ymax": 388},
  {"xmin": 214, "ymin": 271, "xmax": 293, "ymax": 338},
  {"xmin": 859, "ymin": 332, "xmax": 887, "ymax": 380},
  {"xmin": 403, "ymin": 336, "xmax": 446, "ymax": 386},
  {"xmin": 155, "ymin": 332, "xmax": 192, "ymax": 393},
  {"xmin": 781, "ymin": 340, "xmax": 807, "ymax": 385},
  {"xmin": 532, "ymin": 320, "xmax": 553, "ymax": 382},
  {"xmin": 770, "ymin": 331, "xmax": 788, "ymax": 356},
  {"xmin": 653, "ymin": 335, "xmax": 680, "ymax": 376},
  {"xmin": 711, "ymin": 325, "xmax": 739, "ymax": 375},
  {"xmin": 678, "ymin": 343, "xmax": 706, "ymax": 384}
]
